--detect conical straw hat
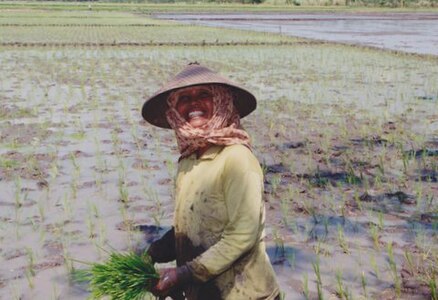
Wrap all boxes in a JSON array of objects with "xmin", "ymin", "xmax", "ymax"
[{"xmin": 142, "ymin": 63, "xmax": 257, "ymax": 129}]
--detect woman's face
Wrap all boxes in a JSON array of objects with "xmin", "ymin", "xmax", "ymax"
[{"xmin": 175, "ymin": 86, "xmax": 214, "ymax": 128}]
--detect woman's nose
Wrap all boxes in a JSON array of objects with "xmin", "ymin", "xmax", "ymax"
[{"xmin": 188, "ymin": 96, "xmax": 202, "ymax": 106}]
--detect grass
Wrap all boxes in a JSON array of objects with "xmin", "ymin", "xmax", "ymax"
[{"xmin": 0, "ymin": 5, "xmax": 437, "ymax": 300}]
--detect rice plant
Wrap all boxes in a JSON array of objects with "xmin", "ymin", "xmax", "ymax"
[{"xmin": 72, "ymin": 251, "xmax": 158, "ymax": 300}]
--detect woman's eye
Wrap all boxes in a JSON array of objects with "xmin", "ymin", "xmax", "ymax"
[
  {"xmin": 178, "ymin": 96, "xmax": 189, "ymax": 103},
  {"xmin": 199, "ymin": 92, "xmax": 211, "ymax": 99}
]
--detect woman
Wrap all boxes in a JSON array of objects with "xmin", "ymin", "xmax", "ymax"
[{"xmin": 142, "ymin": 63, "xmax": 279, "ymax": 300}]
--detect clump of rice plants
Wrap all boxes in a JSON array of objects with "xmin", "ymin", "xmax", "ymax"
[{"xmin": 72, "ymin": 251, "xmax": 159, "ymax": 300}]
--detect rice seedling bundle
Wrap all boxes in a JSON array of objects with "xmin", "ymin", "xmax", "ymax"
[{"xmin": 74, "ymin": 251, "xmax": 159, "ymax": 300}]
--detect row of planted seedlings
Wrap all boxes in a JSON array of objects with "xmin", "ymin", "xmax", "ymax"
[
  {"xmin": 0, "ymin": 48, "xmax": 177, "ymax": 299},
  {"xmin": 253, "ymin": 89, "xmax": 437, "ymax": 298},
  {"xmin": 0, "ymin": 10, "xmax": 298, "ymax": 46}
]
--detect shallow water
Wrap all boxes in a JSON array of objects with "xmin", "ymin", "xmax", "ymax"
[
  {"xmin": 1, "ymin": 46, "xmax": 437, "ymax": 299},
  {"xmin": 155, "ymin": 12, "xmax": 438, "ymax": 56}
]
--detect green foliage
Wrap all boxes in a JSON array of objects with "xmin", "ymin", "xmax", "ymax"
[{"xmin": 72, "ymin": 251, "xmax": 159, "ymax": 300}]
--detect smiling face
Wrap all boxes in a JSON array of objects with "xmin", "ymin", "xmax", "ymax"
[{"xmin": 175, "ymin": 85, "xmax": 214, "ymax": 128}]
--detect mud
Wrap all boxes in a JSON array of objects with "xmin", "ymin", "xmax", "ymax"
[{"xmin": 0, "ymin": 45, "xmax": 436, "ymax": 300}]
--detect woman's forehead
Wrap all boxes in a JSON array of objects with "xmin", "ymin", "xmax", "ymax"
[{"xmin": 176, "ymin": 85, "xmax": 212, "ymax": 94}]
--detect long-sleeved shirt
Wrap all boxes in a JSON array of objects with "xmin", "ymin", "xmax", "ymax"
[{"xmin": 174, "ymin": 144, "xmax": 279, "ymax": 300}]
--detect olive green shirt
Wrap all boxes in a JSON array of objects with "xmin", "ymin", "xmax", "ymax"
[{"xmin": 174, "ymin": 144, "xmax": 279, "ymax": 300}]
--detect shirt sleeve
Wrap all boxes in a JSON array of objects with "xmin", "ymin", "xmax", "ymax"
[{"xmin": 187, "ymin": 146, "xmax": 264, "ymax": 282}]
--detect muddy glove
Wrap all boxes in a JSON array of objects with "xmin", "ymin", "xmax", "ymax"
[
  {"xmin": 147, "ymin": 227, "xmax": 176, "ymax": 263},
  {"xmin": 151, "ymin": 265, "xmax": 192, "ymax": 299}
]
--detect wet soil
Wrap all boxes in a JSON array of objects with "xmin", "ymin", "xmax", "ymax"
[{"xmin": 0, "ymin": 45, "xmax": 436, "ymax": 299}]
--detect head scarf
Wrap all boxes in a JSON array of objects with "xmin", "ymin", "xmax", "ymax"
[{"xmin": 166, "ymin": 85, "xmax": 251, "ymax": 159}]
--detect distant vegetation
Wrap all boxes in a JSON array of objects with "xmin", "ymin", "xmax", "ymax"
[{"xmin": 2, "ymin": 0, "xmax": 437, "ymax": 8}]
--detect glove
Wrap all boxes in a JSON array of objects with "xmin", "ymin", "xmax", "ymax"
[
  {"xmin": 147, "ymin": 228, "xmax": 176, "ymax": 263},
  {"xmin": 152, "ymin": 265, "xmax": 192, "ymax": 298}
]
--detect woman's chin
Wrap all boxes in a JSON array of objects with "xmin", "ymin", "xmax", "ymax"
[{"xmin": 188, "ymin": 118, "xmax": 209, "ymax": 128}]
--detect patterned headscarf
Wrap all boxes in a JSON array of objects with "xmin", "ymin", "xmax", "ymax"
[{"xmin": 166, "ymin": 85, "xmax": 251, "ymax": 159}]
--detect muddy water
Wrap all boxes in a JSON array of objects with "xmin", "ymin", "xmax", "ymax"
[
  {"xmin": 155, "ymin": 12, "xmax": 438, "ymax": 56},
  {"xmin": 1, "ymin": 46, "xmax": 437, "ymax": 299}
]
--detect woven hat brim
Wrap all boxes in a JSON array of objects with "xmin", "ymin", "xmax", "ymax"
[{"xmin": 142, "ymin": 68, "xmax": 256, "ymax": 129}]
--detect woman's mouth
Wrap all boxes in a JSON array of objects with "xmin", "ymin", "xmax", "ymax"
[{"xmin": 188, "ymin": 111, "xmax": 204, "ymax": 119}]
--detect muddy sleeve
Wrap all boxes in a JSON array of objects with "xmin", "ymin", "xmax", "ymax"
[
  {"xmin": 147, "ymin": 227, "xmax": 176, "ymax": 263},
  {"xmin": 187, "ymin": 148, "xmax": 263, "ymax": 282}
]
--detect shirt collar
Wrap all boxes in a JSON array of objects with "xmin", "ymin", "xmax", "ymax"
[
  {"xmin": 199, "ymin": 145, "xmax": 224, "ymax": 160},
  {"xmin": 182, "ymin": 145, "xmax": 223, "ymax": 161}
]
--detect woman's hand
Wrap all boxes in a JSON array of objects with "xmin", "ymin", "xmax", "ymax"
[{"xmin": 151, "ymin": 266, "xmax": 192, "ymax": 299}]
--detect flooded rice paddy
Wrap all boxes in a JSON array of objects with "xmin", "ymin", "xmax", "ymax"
[
  {"xmin": 0, "ymin": 9, "xmax": 437, "ymax": 300},
  {"xmin": 155, "ymin": 12, "xmax": 438, "ymax": 56}
]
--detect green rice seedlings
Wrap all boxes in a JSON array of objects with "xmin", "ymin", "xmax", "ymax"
[
  {"xmin": 370, "ymin": 253, "xmax": 380, "ymax": 279},
  {"xmin": 6, "ymin": 138, "xmax": 21, "ymax": 150},
  {"xmin": 313, "ymin": 258, "xmax": 324, "ymax": 300},
  {"xmin": 23, "ymin": 247, "xmax": 36, "ymax": 289},
  {"xmin": 415, "ymin": 182, "xmax": 424, "ymax": 210},
  {"xmin": 430, "ymin": 275, "xmax": 437, "ymax": 300},
  {"xmin": 95, "ymin": 220, "xmax": 108, "ymax": 252},
  {"xmin": 118, "ymin": 164, "xmax": 129, "ymax": 203},
  {"xmin": 386, "ymin": 242, "xmax": 401, "ymax": 297},
  {"xmin": 146, "ymin": 187, "xmax": 164, "ymax": 228},
  {"xmin": 273, "ymin": 228, "xmax": 285, "ymax": 260},
  {"xmin": 86, "ymin": 213, "xmax": 96, "ymax": 240},
  {"xmin": 313, "ymin": 258, "xmax": 322, "ymax": 286},
  {"xmin": 119, "ymin": 181, "xmax": 129, "ymax": 204},
  {"xmin": 69, "ymin": 153, "xmax": 80, "ymax": 199},
  {"xmin": 398, "ymin": 142, "xmax": 411, "ymax": 175},
  {"xmin": 70, "ymin": 173, "xmax": 79, "ymax": 200},
  {"xmin": 335, "ymin": 269, "xmax": 346, "ymax": 299},
  {"xmin": 61, "ymin": 193, "xmax": 73, "ymax": 222},
  {"xmin": 426, "ymin": 194, "xmax": 434, "ymax": 210},
  {"xmin": 88, "ymin": 202, "xmax": 107, "ymax": 250},
  {"xmin": 337, "ymin": 224, "xmax": 349, "ymax": 254},
  {"xmin": 279, "ymin": 197, "xmax": 290, "ymax": 228},
  {"xmin": 286, "ymin": 249, "xmax": 296, "ymax": 270},
  {"xmin": 279, "ymin": 291, "xmax": 287, "ymax": 300},
  {"xmin": 377, "ymin": 152, "xmax": 386, "ymax": 177},
  {"xmin": 361, "ymin": 271, "xmax": 368, "ymax": 298},
  {"xmin": 303, "ymin": 273, "xmax": 310, "ymax": 300},
  {"xmin": 73, "ymin": 251, "xmax": 158, "ymax": 300},
  {"xmin": 374, "ymin": 173, "xmax": 383, "ymax": 190},
  {"xmin": 165, "ymin": 157, "xmax": 175, "ymax": 178},
  {"xmin": 313, "ymin": 241, "xmax": 323, "ymax": 256},
  {"xmin": 270, "ymin": 174, "xmax": 282, "ymax": 196},
  {"xmin": 48, "ymin": 159, "xmax": 59, "ymax": 180},
  {"xmin": 62, "ymin": 239, "xmax": 74, "ymax": 274},
  {"xmin": 92, "ymin": 135, "xmax": 105, "ymax": 190},
  {"xmin": 352, "ymin": 190, "xmax": 363, "ymax": 211},
  {"xmin": 130, "ymin": 124, "xmax": 142, "ymax": 153},
  {"xmin": 320, "ymin": 133, "xmax": 332, "ymax": 167},
  {"xmin": 52, "ymin": 283, "xmax": 60, "ymax": 300},
  {"xmin": 302, "ymin": 197, "xmax": 316, "ymax": 220},
  {"xmin": 111, "ymin": 130, "xmax": 122, "ymax": 157},
  {"xmin": 322, "ymin": 216, "xmax": 329, "ymax": 240},
  {"xmin": 14, "ymin": 177, "xmax": 23, "ymax": 208},
  {"xmin": 369, "ymin": 223, "xmax": 380, "ymax": 250},
  {"xmin": 377, "ymin": 211, "xmax": 384, "ymax": 230}
]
